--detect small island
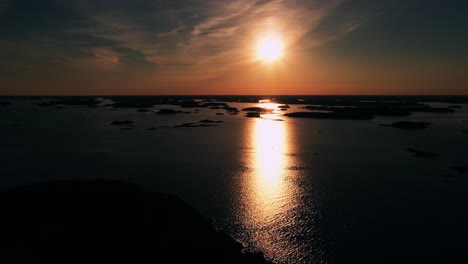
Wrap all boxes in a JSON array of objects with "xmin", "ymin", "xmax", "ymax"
[
  {"xmin": 405, "ymin": 148, "xmax": 439, "ymax": 158},
  {"xmin": 110, "ymin": 120, "xmax": 134, "ymax": 126},
  {"xmin": 0, "ymin": 100, "xmax": 11, "ymax": 107},
  {"xmin": 380, "ymin": 121, "xmax": 431, "ymax": 129}
]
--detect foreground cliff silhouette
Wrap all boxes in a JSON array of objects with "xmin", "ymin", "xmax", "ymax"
[{"xmin": 0, "ymin": 179, "xmax": 268, "ymax": 264}]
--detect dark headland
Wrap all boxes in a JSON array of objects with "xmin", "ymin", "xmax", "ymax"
[{"xmin": 0, "ymin": 179, "xmax": 268, "ymax": 264}]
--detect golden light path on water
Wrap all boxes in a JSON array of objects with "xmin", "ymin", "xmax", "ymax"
[
  {"xmin": 235, "ymin": 101, "xmax": 322, "ymax": 263},
  {"xmin": 252, "ymin": 113, "xmax": 287, "ymax": 218}
]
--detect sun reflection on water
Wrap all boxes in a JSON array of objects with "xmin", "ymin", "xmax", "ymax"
[
  {"xmin": 227, "ymin": 102, "xmax": 326, "ymax": 263},
  {"xmin": 252, "ymin": 102, "xmax": 288, "ymax": 208},
  {"xmin": 237, "ymin": 102, "xmax": 303, "ymax": 262},
  {"xmin": 253, "ymin": 117, "xmax": 286, "ymax": 210}
]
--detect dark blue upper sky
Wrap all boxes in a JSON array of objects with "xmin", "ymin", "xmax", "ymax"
[{"xmin": 0, "ymin": 0, "xmax": 467, "ymax": 95}]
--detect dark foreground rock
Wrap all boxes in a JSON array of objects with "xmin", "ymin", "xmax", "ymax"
[
  {"xmin": 405, "ymin": 148, "xmax": 439, "ymax": 158},
  {"xmin": 0, "ymin": 180, "xmax": 268, "ymax": 264}
]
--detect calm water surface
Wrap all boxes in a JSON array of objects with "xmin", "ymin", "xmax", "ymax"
[{"xmin": 1, "ymin": 98, "xmax": 468, "ymax": 263}]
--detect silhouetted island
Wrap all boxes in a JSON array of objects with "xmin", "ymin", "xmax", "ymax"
[
  {"xmin": 285, "ymin": 111, "xmax": 373, "ymax": 119},
  {"xmin": 304, "ymin": 105, "xmax": 411, "ymax": 117},
  {"xmin": 441, "ymin": 173, "xmax": 455, "ymax": 178},
  {"xmin": 405, "ymin": 148, "xmax": 439, "ymax": 158},
  {"xmin": 245, "ymin": 112, "xmax": 261, "ymax": 118},
  {"xmin": 99, "ymin": 97, "xmax": 239, "ymax": 114},
  {"xmin": 242, "ymin": 107, "xmax": 269, "ymax": 112},
  {"xmin": 175, "ymin": 122, "xmax": 217, "ymax": 128},
  {"xmin": 0, "ymin": 100, "xmax": 11, "ymax": 107},
  {"xmin": 380, "ymin": 121, "xmax": 431, "ymax": 129},
  {"xmin": 451, "ymin": 166, "xmax": 468, "ymax": 174},
  {"xmin": 199, "ymin": 119, "xmax": 224, "ymax": 123},
  {"xmin": 155, "ymin": 108, "xmax": 179, "ymax": 115},
  {"xmin": 302, "ymin": 104, "xmax": 454, "ymax": 118},
  {"xmin": 204, "ymin": 95, "xmax": 468, "ymax": 105},
  {"xmin": 0, "ymin": 179, "xmax": 268, "ymax": 264},
  {"xmin": 110, "ymin": 120, "xmax": 134, "ymax": 126},
  {"xmin": 35, "ymin": 98, "xmax": 102, "ymax": 107}
]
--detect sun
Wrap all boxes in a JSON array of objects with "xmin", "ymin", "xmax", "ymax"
[{"xmin": 256, "ymin": 36, "xmax": 283, "ymax": 62}]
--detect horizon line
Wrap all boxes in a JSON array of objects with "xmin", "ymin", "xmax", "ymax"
[{"xmin": 2, "ymin": 94, "xmax": 468, "ymax": 97}]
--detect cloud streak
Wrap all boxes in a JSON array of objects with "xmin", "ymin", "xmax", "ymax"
[
  {"xmin": 1, "ymin": 1, "xmax": 375, "ymax": 70},
  {"xmin": 0, "ymin": 0, "xmax": 426, "ymax": 94}
]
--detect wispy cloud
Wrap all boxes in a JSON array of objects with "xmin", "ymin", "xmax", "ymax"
[
  {"xmin": 172, "ymin": 0, "xmax": 346, "ymax": 80},
  {"xmin": 66, "ymin": 47, "xmax": 124, "ymax": 72},
  {"xmin": 0, "ymin": 0, "xmax": 403, "ymax": 92}
]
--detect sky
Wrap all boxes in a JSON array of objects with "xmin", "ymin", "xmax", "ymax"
[{"xmin": 0, "ymin": 0, "xmax": 467, "ymax": 95}]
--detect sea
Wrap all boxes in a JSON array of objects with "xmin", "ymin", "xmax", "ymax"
[{"xmin": 1, "ymin": 96, "xmax": 468, "ymax": 263}]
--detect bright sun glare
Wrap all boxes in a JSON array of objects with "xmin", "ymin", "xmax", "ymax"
[{"xmin": 257, "ymin": 36, "xmax": 283, "ymax": 62}]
